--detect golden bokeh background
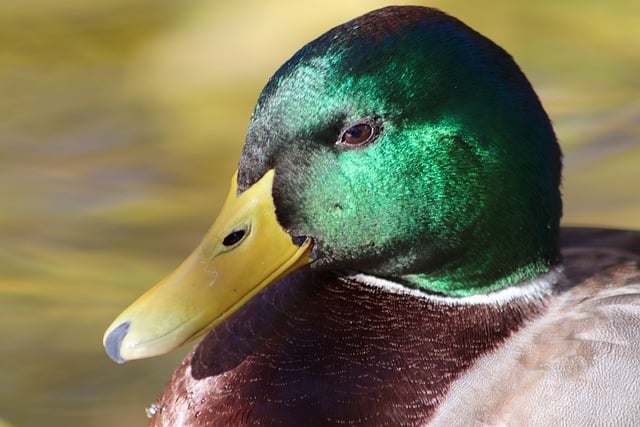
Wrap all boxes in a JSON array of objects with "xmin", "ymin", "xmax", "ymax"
[{"xmin": 1, "ymin": 1, "xmax": 638, "ymax": 425}]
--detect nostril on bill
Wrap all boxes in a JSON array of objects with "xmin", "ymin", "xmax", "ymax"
[{"xmin": 222, "ymin": 229, "xmax": 246, "ymax": 247}]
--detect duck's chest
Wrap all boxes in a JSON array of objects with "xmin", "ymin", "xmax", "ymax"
[{"xmin": 149, "ymin": 271, "xmax": 542, "ymax": 426}]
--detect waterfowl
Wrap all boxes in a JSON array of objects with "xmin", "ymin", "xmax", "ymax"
[{"xmin": 104, "ymin": 6, "xmax": 640, "ymax": 426}]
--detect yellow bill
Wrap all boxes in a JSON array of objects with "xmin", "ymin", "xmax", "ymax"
[{"xmin": 103, "ymin": 169, "xmax": 312, "ymax": 363}]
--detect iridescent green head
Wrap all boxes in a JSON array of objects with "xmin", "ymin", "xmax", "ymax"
[
  {"xmin": 239, "ymin": 6, "xmax": 562, "ymax": 297},
  {"xmin": 103, "ymin": 6, "xmax": 565, "ymax": 363}
]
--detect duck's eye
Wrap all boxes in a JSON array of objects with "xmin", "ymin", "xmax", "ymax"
[{"xmin": 339, "ymin": 122, "xmax": 376, "ymax": 147}]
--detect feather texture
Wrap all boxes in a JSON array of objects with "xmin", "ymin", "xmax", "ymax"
[{"xmin": 149, "ymin": 228, "xmax": 640, "ymax": 426}]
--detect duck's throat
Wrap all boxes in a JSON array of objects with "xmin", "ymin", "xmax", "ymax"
[{"xmin": 149, "ymin": 270, "xmax": 550, "ymax": 426}]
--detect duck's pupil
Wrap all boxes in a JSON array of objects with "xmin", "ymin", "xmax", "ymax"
[
  {"xmin": 343, "ymin": 123, "xmax": 372, "ymax": 145},
  {"xmin": 348, "ymin": 127, "xmax": 363, "ymax": 138},
  {"xmin": 222, "ymin": 229, "xmax": 246, "ymax": 247}
]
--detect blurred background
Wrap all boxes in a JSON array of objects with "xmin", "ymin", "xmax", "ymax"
[{"xmin": 1, "ymin": 0, "xmax": 638, "ymax": 425}]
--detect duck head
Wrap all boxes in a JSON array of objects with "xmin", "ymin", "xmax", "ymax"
[{"xmin": 104, "ymin": 6, "xmax": 562, "ymax": 363}]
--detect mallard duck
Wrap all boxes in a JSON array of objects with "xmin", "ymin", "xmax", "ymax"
[{"xmin": 104, "ymin": 6, "xmax": 640, "ymax": 426}]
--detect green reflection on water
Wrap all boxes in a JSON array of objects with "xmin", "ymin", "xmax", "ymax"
[{"xmin": 1, "ymin": 1, "xmax": 638, "ymax": 426}]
